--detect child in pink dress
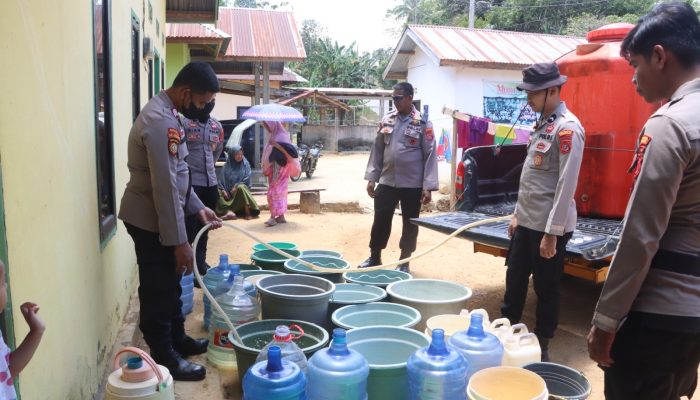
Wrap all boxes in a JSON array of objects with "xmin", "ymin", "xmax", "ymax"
[{"xmin": 0, "ymin": 261, "xmax": 44, "ymax": 400}]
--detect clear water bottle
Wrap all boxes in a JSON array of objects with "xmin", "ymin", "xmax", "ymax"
[
  {"xmin": 229, "ymin": 264, "xmax": 256, "ymax": 297},
  {"xmin": 255, "ymin": 325, "xmax": 308, "ymax": 373},
  {"xmin": 207, "ymin": 275, "xmax": 261, "ymax": 368},
  {"xmin": 180, "ymin": 272, "xmax": 194, "ymax": 316},
  {"xmin": 407, "ymin": 329, "xmax": 468, "ymax": 400},
  {"xmin": 306, "ymin": 328, "xmax": 369, "ymax": 400},
  {"xmin": 203, "ymin": 254, "xmax": 232, "ymax": 329},
  {"xmin": 448, "ymin": 313, "xmax": 503, "ymax": 381},
  {"xmin": 243, "ymin": 346, "xmax": 307, "ymax": 400}
]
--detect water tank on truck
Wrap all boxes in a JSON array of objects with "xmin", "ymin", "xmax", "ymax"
[{"xmin": 557, "ymin": 23, "xmax": 660, "ymax": 219}]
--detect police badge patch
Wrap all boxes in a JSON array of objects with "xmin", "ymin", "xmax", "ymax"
[
  {"xmin": 631, "ymin": 134, "xmax": 652, "ymax": 181},
  {"xmin": 558, "ymin": 130, "xmax": 573, "ymax": 154},
  {"xmin": 425, "ymin": 127, "xmax": 434, "ymax": 141},
  {"xmin": 168, "ymin": 128, "xmax": 180, "ymax": 156}
]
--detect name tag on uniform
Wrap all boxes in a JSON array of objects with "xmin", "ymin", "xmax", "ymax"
[
  {"xmin": 404, "ymin": 124, "xmax": 421, "ymax": 139},
  {"xmin": 534, "ymin": 139, "xmax": 552, "ymax": 153}
]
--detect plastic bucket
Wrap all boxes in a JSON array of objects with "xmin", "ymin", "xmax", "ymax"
[
  {"xmin": 250, "ymin": 249, "xmax": 301, "ymax": 272},
  {"xmin": 468, "ymin": 366, "xmax": 548, "ymax": 400},
  {"xmin": 346, "ymin": 326, "xmax": 430, "ymax": 400},
  {"xmin": 251, "ymin": 241, "xmax": 298, "ymax": 252},
  {"xmin": 284, "ymin": 255, "xmax": 350, "ymax": 284},
  {"xmin": 228, "ymin": 319, "xmax": 329, "ymax": 385},
  {"xmin": 387, "ymin": 279, "xmax": 472, "ymax": 332},
  {"xmin": 425, "ymin": 314, "xmax": 471, "ymax": 339},
  {"xmin": 256, "ymin": 274, "xmax": 335, "ymax": 330},
  {"xmin": 240, "ymin": 270, "xmax": 284, "ymax": 287},
  {"xmin": 343, "ymin": 269, "xmax": 412, "ymax": 288},
  {"xmin": 300, "ymin": 249, "xmax": 343, "ymax": 259},
  {"xmin": 234, "ymin": 263, "xmax": 262, "ymax": 272},
  {"xmin": 523, "ymin": 362, "xmax": 591, "ymax": 399},
  {"xmin": 328, "ymin": 283, "xmax": 387, "ymax": 318},
  {"xmin": 332, "ymin": 303, "xmax": 421, "ymax": 330}
]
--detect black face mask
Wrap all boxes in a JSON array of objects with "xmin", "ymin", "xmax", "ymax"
[
  {"xmin": 182, "ymin": 94, "xmax": 205, "ymax": 120},
  {"xmin": 197, "ymin": 100, "xmax": 216, "ymax": 123}
]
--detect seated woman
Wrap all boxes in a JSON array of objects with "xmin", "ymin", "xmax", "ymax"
[{"xmin": 215, "ymin": 145, "xmax": 260, "ymax": 220}]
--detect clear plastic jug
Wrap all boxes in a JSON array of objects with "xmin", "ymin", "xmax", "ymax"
[
  {"xmin": 243, "ymin": 346, "xmax": 307, "ymax": 400},
  {"xmin": 203, "ymin": 254, "xmax": 232, "ymax": 329},
  {"xmin": 407, "ymin": 329, "xmax": 468, "ymax": 400},
  {"xmin": 307, "ymin": 329, "xmax": 369, "ymax": 400},
  {"xmin": 256, "ymin": 325, "xmax": 308, "ymax": 373},
  {"xmin": 448, "ymin": 313, "xmax": 504, "ymax": 381}
]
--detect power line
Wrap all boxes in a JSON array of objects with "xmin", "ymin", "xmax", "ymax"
[{"xmin": 494, "ymin": 0, "xmax": 611, "ymax": 9}]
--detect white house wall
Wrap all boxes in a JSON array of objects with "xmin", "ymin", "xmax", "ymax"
[{"xmin": 213, "ymin": 93, "xmax": 252, "ymax": 120}]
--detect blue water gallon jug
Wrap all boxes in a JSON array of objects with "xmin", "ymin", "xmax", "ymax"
[
  {"xmin": 243, "ymin": 346, "xmax": 307, "ymax": 400},
  {"xmin": 203, "ymin": 254, "xmax": 232, "ymax": 329},
  {"xmin": 306, "ymin": 328, "xmax": 369, "ymax": 400},
  {"xmin": 256, "ymin": 325, "xmax": 309, "ymax": 373},
  {"xmin": 208, "ymin": 275, "xmax": 261, "ymax": 368},
  {"xmin": 448, "ymin": 313, "xmax": 503, "ymax": 381},
  {"xmin": 180, "ymin": 272, "xmax": 194, "ymax": 316},
  {"xmin": 407, "ymin": 329, "xmax": 468, "ymax": 400}
]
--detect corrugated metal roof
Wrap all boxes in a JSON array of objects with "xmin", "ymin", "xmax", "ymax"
[
  {"xmin": 166, "ymin": 23, "xmax": 230, "ymax": 40},
  {"xmin": 218, "ymin": 67, "xmax": 307, "ymax": 83},
  {"xmin": 216, "ymin": 7, "xmax": 306, "ymax": 62},
  {"xmin": 385, "ymin": 25, "xmax": 585, "ymax": 79},
  {"xmin": 166, "ymin": 0, "xmax": 218, "ymax": 23}
]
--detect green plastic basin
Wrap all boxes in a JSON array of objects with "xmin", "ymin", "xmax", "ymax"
[
  {"xmin": 343, "ymin": 269, "xmax": 412, "ymax": 287},
  {"xmin": 240, "ymin": 270, "xmax": 284, "ymax": 286},
  {"xmin": 300, "ymin": 249, "xmax": 343, "ymax": 259},
  {"xmin": 250, "ymin": 249, "xmax": 302, "ymax": 272},
  {"xmin": 346, "ymin": 326, "xmax": 429, "ymax": 400},
  {"xmin": 284, "ymin": 256, "xmax": 350, "ymax": 283},
  {"xmin": 332, "ymin": 302, "xmax": 421, "ymax": 330},
  {"xmin": 228, "ymin": 319, "xmax": 329, "ymax": 385},
  {"xmin": 231, "ymin": 263, "xmax": 261, "ymax": 272},
  {"xmin": 386, "ymin": 279, "xmax": 472, "ymax": 332},
  {"xmin": 251, "ymin": 241, "xmax": 298, "ymax": 252}
]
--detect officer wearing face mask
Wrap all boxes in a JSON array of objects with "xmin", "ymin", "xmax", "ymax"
[
  {"xmin": 183, "ymin": 100, "xmax": 224, "ymax": 278},
  {"xmin": 119, "ymin": 62, "xmax": 223, "ymax": 381}
]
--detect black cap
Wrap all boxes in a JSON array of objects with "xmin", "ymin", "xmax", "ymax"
[{"xmin": 516, "ymin": 62, "xmax": 568, "ymax": 91}]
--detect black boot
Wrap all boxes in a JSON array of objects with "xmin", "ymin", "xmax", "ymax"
[
  {"xmin": 152, "ymin": 348, "xmax": 206, "ymax": 381},
  {"xmin": 537, "ymin": 336, "xmax": 550, "ymax": 362},
  {"xmin": 358, "ymin": 250, "xmax": 382, "ymax": 268},
  {"xmin": 396, "ymin": 251, "xmax": 411, "ymax": 273},
  {"xmin": 174, "ymin": 336, "xmax": 209, "ymax": 357}
]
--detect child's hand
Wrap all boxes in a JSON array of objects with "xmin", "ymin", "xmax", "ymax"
[{"xmin": 20, "ymin": 302, "xmax": 45, "ymax": 333}]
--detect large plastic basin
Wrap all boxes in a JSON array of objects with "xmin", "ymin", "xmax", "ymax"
[
  {"xmin": 284, "ymin": 255, "xmax": 349, "ymax": 283},
  {"xmin": 250, "ymin": 249, "xmax": 301, "ymax": 272},
  {"xmin": 332, "ymin": 303, "xmax": 421, "ymax": 330},
  {"xmin": 328, "ymin": 283, "xmax": 387, "ymax": 318},
  {"xmin": 256, "ymin": 274, "xmax": 335, "ymax": 330},
  {"xmin": 300, "ymin": 249, "xmax": 343, "ymax": 259},
  {"xmin": 343, "ymin": 269, "xmax": 412, "ymax": 288},
  {"xmin": 251, "ymin": 241, "xmax": 298, "ymax": 252},
  {"xmin": 386, "ymin": 279, "xmax": 472, "ymax": 331},
  {"xmin": 346, "ymin": 326, "xmax": 429, "ymax": 400}
]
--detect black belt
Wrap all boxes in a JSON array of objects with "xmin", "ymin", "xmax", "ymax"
[{"xmin": 650, "ymin": 248, "xmax": 700, "ymax": 277}]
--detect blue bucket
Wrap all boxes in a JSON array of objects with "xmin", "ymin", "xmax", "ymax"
[{"xmin": 523, "ymin": 362, "xmax": 591, "ymax": 399}]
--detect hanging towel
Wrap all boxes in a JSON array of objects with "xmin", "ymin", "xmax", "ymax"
[
  {"xmin": 495, "ymin": 124, "xmax": 515, "ymax": 145},
  {"xmin": 487, "ymin": 122, "xmax": 497, "ymax": 136},
  {"xmin": 469, "ymin": 116, "xmax": 491, "ymax": 147},
  {"xmin": 514, "ymin": 128, "xmax": 531, "ymax": 144},
  {"xmin": 457, "ymin": 120, "xmax": 470, "ymax": 148}
]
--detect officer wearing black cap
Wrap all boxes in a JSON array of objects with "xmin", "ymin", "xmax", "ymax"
[{"xmin": 501, "ymin": 62, "xmax": 585, "ymax": 361}]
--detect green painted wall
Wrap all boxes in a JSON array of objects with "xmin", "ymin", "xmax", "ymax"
[{"xmin": 166, "ymin": 43, "xmax": 190, "ymax": 87}]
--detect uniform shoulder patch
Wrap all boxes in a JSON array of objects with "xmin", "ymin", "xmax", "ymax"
[
  {"xmin": 425, "ymin": 127, "xmax": 434, "ymax": 141},
  {"xmin": 631, "ymin": 134, "xmax": 652, "ymax": 181},
  {"xmin": 558, "ymin": 129, "xmax": 573, "ymax": 154},
  {"xmin": 167, "ymin": 128, "xmax": 180, "ymax": 156}
]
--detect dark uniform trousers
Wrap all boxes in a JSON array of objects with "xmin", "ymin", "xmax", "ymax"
[
  {"xmin": 125, "ymin": 223, "xmax": 185, "ymax": 356},
  {"xmin": 501, "ymin": 225, "xmax": 572, "ymax": 339},
  {"xmin": 369, "ymin": 184, "xmax": 422, "ymax": 254},
  {"xmin": 186, "ymin": 185, "xmax": 219, "ymax": 273},
  {"xmin": 604, "ymin": 313, "xmax": 700, "ymax": 400}
]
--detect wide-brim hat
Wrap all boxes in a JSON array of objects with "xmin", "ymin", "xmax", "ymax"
[{"xmin": 516, "ymin": 62, "xmax": 568, "ymax": 91}]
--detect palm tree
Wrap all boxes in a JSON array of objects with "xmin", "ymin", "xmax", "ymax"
[{"xmin": 386, "ymin": 0, "xmax": 422, "ymax": 24}]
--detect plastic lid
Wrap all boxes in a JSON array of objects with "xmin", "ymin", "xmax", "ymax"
[
  {"xmin": 427, "ymin": 329, "xmax": 449, "ymax": 357},
  {"xmin": 127, "ymin": 356, "xmax": 143, "ymax": 370},
  {"xmin": 274, "ymin": 325, "xmax": 293, "ymax": 342},
  {"xmin": 329, "ymin": 328, "xmax": 350, "ymax": 356},
  {"xmin": 586, "ymin": 23, "xmax": 635, "ymax": 43}
]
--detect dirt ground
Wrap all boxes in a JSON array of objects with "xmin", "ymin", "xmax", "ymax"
[{"xmin": 127, "ymin": 154, "xmax": 607, "ymax": 399}]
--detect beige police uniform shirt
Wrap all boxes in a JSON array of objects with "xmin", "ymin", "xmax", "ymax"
[
  {"xmin": 183, "ymin": 117, "xmax": 224, "ymax": 187},
  {"xmin": 364, "ymin": 107, "xmax": 439, "ymax": 190},
  {"xmin": 515, "ymin": 102, "xmax": 585, "ymax": 236},
  {"xmin": 119, "ymin": 91, "xmax": 205, "ymax": 246},
  {"xmin": 593, "ymin": 78, "xmax": 700, "ymax": 332}
]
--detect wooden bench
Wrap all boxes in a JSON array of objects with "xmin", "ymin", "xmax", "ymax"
[{"xmin": 252, "ymin": 188, "xmax": 326, "ymax": 214}]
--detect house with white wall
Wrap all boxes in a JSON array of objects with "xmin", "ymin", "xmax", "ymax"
[{"xmin": 384, "ymin": 25, "xmax": 585, "ymax": 143}]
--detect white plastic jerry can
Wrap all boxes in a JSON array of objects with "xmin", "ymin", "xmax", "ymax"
[
  {"xmin": 105, "ymin": 347, "xmax": 175, "ymax": 400},
  {"xmin": 488, "ymin": 318, "xmax": 512, "ymax": 340},
  {"xmin": 464, "ymin": 308, "xmax": 491, "ymax": 331},
  {"xmin": 501, "ymin": 332, "xmax": 542, "ymax": 367}
]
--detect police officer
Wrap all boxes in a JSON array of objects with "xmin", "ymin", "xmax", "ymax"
[
  {"xmin": 501, "ymin": 62, "xmax": 585, "ymax": 361},
  {"xmin": 184, "ymin": 101, "xmax": 224, "ymax": 277},
  {"xmin": 588, "ymin": 3, "xmax": 700, "ymax": 398},
  {"xmin": 359, "ymin": 82, "xmax": 439, "ymax": 273},
  {"xmin": 119, "ymin": 62, "xmax": 222, "ymax": 381}
]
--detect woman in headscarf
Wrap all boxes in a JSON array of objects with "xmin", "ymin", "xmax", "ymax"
[
  {"xmin": 215, "ymin": 145, "xmax": 260, "ymax": 220},
  {"xmin": 261, "ymin": 121, "xmax": 301, "ymax": 227}
]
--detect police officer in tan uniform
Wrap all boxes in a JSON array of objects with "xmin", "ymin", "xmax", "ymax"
[
  {"xmin": 502, "ymin": 62, "xmax": 585, "ymax": 361},
  {"xmin": 119, "ymin": 62, "xmax": 222, "ymax": 381},
  {"xmin": 183, "ymin": 102, "xmax": 224, "ymax": 277},
  {"xmin": 588, "ymin": 3, "xmax": 700, "ymax": 398},
  {"xmin": 360, "ymin": 82, "xmax": 439, "ymax": 273}
]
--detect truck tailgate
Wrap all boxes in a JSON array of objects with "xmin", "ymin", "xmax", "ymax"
[{"xmin": 412, "ymin": 205, "xmax": 622, "ymax": 261}]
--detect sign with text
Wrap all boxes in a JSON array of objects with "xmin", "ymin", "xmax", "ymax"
[{"xmin": 483, "ymin": 80, "xmax": 536, "ymax": 126}]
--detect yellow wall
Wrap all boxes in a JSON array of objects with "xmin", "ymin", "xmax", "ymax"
[
  {"xmin": 0, "ymin": 0, "xmax": 166, "ymax": 397},
  {"xmin": 165, "ymin": 43, "xmax": 190, "ymax": 87}
]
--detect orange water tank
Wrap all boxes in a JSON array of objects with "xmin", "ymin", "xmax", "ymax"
[{"xmin": 557, "ymin": 23, "xmax": 659, "ymax": 219}]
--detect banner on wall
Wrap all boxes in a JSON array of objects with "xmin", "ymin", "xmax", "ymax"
[{"xmin": 482, "ymin": 80, "xmax": 537, "ymax": 126}]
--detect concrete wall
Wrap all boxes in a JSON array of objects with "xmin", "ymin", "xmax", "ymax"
[
  {"xmin": 302, "ymin": 125, "xmax": 378, "ymax": 152},
  {"xmin": 0, "ymin": 0, "xmax": 166, "ymax": 397},
  {"xmin": 212, "ymin": 93, "xmax": 252, "ymax": 121}
]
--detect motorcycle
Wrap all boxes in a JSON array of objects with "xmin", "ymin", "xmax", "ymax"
[{"xmin": 291, "ymin": 141, "xmax": 323, "ymax": 181}]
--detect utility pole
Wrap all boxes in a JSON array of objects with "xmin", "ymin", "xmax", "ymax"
[{"xmin": 468, "ymin": 0, "xmax": 476, "ymax": 29}]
